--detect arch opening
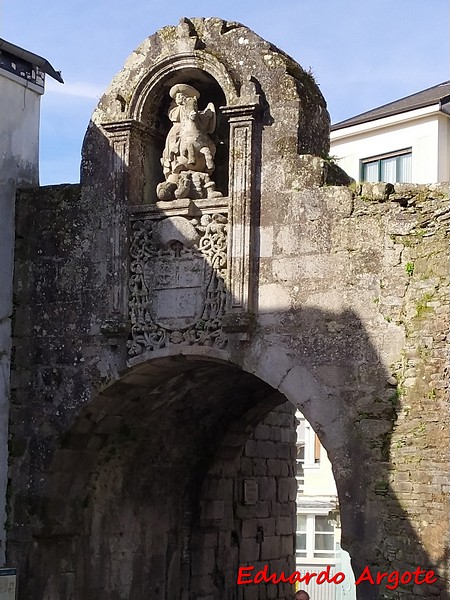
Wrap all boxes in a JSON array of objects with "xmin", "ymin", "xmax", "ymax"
[{"xmin": 27, "ymin": 358, "xmax": 303, "ymax": 600}]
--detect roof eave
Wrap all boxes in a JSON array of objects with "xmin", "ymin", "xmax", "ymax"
[
  {"xmin": 331, "ymin": 101, "xmax": 443, "ymax": 132},
  {"xmin": 0, "ymin": 38, "xmax": 63, "ymax": 84},
  {"xmin": 330, "ymin": 104, "xmax": 443, "ymax": 141},
  {"xmin": 439, "ymin": 97, "xmax": 450, "ymax": 116}
]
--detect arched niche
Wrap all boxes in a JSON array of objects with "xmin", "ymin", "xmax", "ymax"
[{"xmin": 101, "ymin": 53, "xmax": 239, "ymax": 206}]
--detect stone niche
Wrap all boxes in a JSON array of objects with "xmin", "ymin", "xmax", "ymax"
[
  {"xmin": 82, "ymin": 17, "xmax": 328, "ymax": 206},
  {"xmin": 109, "ymin": 70, "xmax": 230, "ymax": 205}
]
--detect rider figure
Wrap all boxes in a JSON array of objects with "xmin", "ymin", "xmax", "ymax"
[{"xmin": 157, "ymin": 83, "xmax": 221, "ymax": 200}]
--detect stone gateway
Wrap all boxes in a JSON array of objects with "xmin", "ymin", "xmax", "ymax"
[{"xmin": 8, "ymin": 17, "xmax": 449, "ymax": 600}]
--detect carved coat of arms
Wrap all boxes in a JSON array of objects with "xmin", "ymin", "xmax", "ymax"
[{"xmin": 127, "ymin": 214, "xmax": 227, "ymax": 355}]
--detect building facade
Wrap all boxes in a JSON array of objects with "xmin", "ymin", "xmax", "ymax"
[
  {"xmin": 330, "ymin": 82, "xmax": 450, "ymax": 184},
  {"xmin": 0, "ymin": 39, "xmax": 62, "ymax": 564}
]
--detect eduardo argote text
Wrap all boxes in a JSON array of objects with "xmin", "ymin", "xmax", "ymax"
[{"xmin": 237, "ymin": 565, "xmax": 437, "ymax": 591}]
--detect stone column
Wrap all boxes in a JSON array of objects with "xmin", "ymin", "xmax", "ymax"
[
  {"xmin": 221, "ymin": 91, "xmax": 263, "ymax": 339},
  {"xmin": 100, "ymin": 120, "xmax": 150, "ymax": 341}
]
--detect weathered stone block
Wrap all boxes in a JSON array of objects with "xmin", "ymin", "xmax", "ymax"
[
  {"xmin": 253, "ymin": 423, "xmax": 271, "ymax": 441},
  {"xmin": 280, "ymin": 535, "xmax": 294, "ymax": 556},
  {"xmin": 240, "ymin": 538, "xmax": 260, "ymax": 563},
  {"xmin": 253, "ymin": 458, "xmax": 268, "ymax": 477},
  {"xmin": 266, "ymin": 459, "xmax": 283, "ymax": 477},
  {"xmin": 257, "ymin": 477, "xmax": 276, "ymax": 500},
  {"xmin": 200, "ymin": 500, "xmax": 225, "ymax": 521},
  {"xmin": 275, "ymin": 516, "xmax": 294, "ymax": 536},
  {"xmin": 260, "ymin": 536, "xmax": 281, "ymax": 561},
  {"xmin": 257, "ymin": 441, "xmax": 277, "ymax": 460},
  {"xmin": 243, "ymin": 585, "xmax": 260, "ymax": 600}
]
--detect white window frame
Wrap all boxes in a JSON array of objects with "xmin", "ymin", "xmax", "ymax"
[
  {"xmin": 296, "ymin": 443, "xmax": 305, "ymax": 493},
  {"xmin": 360, "ymin": 148, "xmax": 412, "ymax": 183},
  {"xmin": 296, "ymin": 512, "xmax": 337, "ymax": 565}
]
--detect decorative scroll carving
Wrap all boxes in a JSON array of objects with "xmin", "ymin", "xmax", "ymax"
[
  {"xmin": 127, "ymin": 213, "xmax": 228, "ymax": 355},
  {"xmin": 157, "ymin": 84, "xmax": 223, "ymax": 201}
]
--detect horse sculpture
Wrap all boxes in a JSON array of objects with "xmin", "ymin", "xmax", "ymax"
[
  {"xmin": 176, "ymin": 94, "xmax": 216, "ymax": 174},
  {"xmin": 157, "ymin": 84, "xmax": 222, "ymax": 201}
]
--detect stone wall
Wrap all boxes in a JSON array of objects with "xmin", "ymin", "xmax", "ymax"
[
  {"xmin": 191, "ymin": 402, "xmax": 296, "ymax": 600},
  {"xmin": 253, "ymin": 179, "xmax": 449, "ymax": 599},
  {"xmin": 362, "ymin": 183, "xmax": 449, "ymax": 597},
  {"xmin": 10, "ymin": 180, "xmax": 449, "ymax": 600}
]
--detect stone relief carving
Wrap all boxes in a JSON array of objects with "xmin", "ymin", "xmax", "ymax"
[
  {"xmin": 127, "ymin": 213, "xmax": 228, "ymax": 355},
  {"xmin": 157, "ymin": 84, "xmax": 223, "ymax": 201}
]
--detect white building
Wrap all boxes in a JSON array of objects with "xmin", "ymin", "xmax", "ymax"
[
  {"xmin": 295, "ymin": 413, "xmax": 355, "ymax": 600},
  {"xmin": 330, "ymin": 81, "xmax": 450, "ymax": 184},
  {"xmin": 0, "ymin": 38, "xmax": 62, "ymax": 564}
]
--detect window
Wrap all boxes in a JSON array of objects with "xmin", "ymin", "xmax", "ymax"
[
  {"xmin": 361, "ymin": 148, "xmax": 412, "ymax": 183},
  {"xmin": 296, "ymin": 514, "xmax": 336, "ymax": 561},
  {"xmin": 305, "ymin": 422, "xmax": 320, "ymax": 466},
  {"xmin": 313, "ymin": 515, "xmax": 335, "ymax": 558},
  {"xmin": 314, "ymin": 433, "xmax": 321, "ymax": 464},
  {"xmin": 296, "ymin": 413, "xmax": 306, "ymax": 493},
  {"xmin": 296, "ymin": 514, "xmax": 307, "ymax": 557}
]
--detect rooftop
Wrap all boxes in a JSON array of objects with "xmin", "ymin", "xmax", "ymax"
[
  {"xmin": 0, "ymin": 38, "xmax": 63, "ymax": 84},
  {"xmin": 332, "ymin": 81, "xmax": 450, "ymax": 130}
]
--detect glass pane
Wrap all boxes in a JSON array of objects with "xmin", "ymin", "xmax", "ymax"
[
  {"xmin": 398, "ymin": 153, "xmax": 412, "ymax": 182},
  {"xmin": 362, "ymin": 161, "xmax": 379, "ymax": 181},
  {"xmin": 296, "ymin": 533, "xmax": 307, "ymax": 550},
  {"xmin": 380, "ymin": 157, "xmax": 397, "ymax": 182},
  {"xmin": 315, "ymin": 533, "xmax": 334, "ymax": 551},
  {"xmin": 315, "ymin": 516, "xmax": 333, "ymax": 532},
  {"xmin": 297, "ymin": 514, "xmax": 307, "ymax": 530},
  {"xmin": 314, "ymin": 552, "xmax": 335, "ymax": 558},
  {"xmin": 296, "ymin": 416, "xmax": 305, "ymax": 442}
]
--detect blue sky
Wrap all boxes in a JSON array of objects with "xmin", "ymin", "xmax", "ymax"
[{"xmin": 3, "ymin": 0, "xmax": 449, "ymax": 185}]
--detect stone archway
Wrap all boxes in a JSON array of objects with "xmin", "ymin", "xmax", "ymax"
[
  {"xmin": 20, "ymin": 351, "xmax": 373, "ymax": 600},
  {"xmin": 24, "ymin": 357, "xmax": 294, "ymax": 600},
  {"xmin": 9, "ymin": 17, "xmax": 450, "ymax": 600},
  {"xmin": 15, "ymin": 336, "xmax": 388, "ymax": 600}
]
